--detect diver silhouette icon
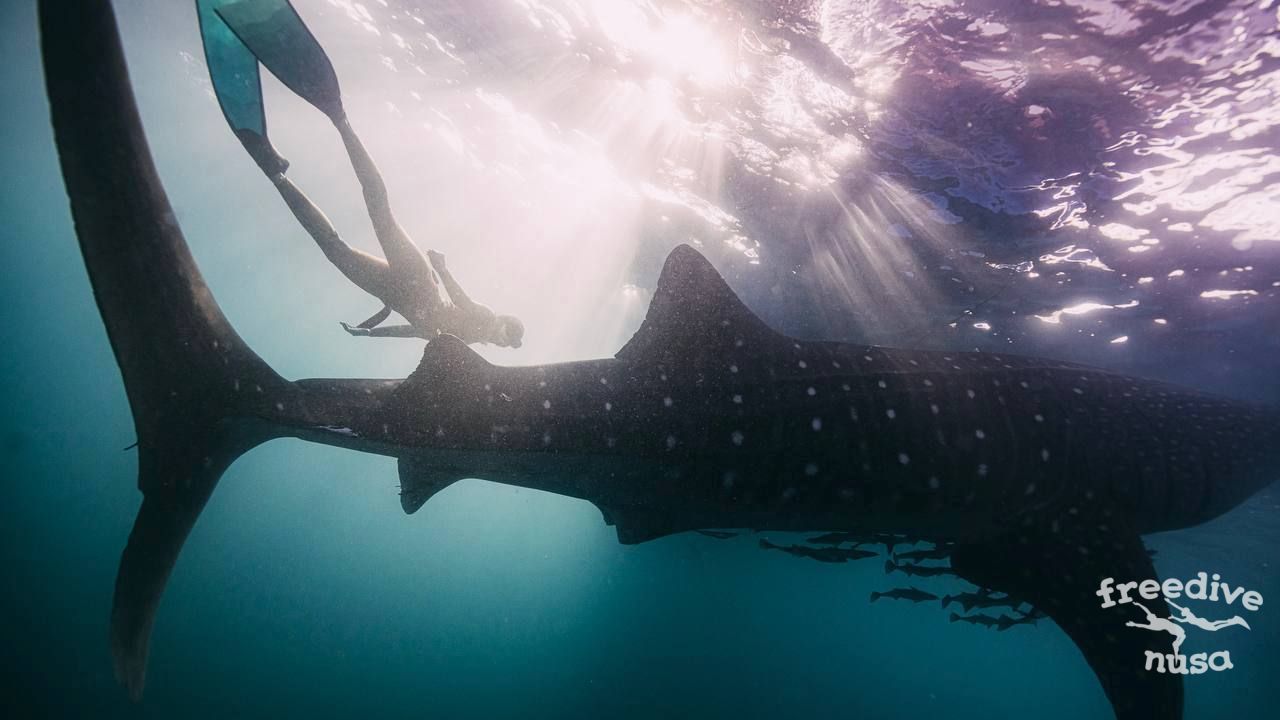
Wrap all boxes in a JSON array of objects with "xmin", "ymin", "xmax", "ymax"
[
  {"xmin": 1125, "ymin": 599, "xmax": 1252, "ymax": 659},
  {"xmin": 1126, "ymin": 602, "xmax": 1188, "ymax": 656},
  {"xmin": 1167, "ymin": 600, "xmax": 1251, "ymax": 632}
]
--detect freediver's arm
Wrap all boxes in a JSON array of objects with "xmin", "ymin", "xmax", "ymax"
[
  {"xmin": 341, "ymin": 321, "xmax": 417, "ymax": 338},
  {"xmin": 360, "ymin": 323, "xmax": 420, "ymax": 338},
  {"xmin": 426, "ymin": 250, "xmax": 476, "ymax": 309},
  {"xmin": 357, "ymin": 305, "xmax": 392, "ymax": 329}
]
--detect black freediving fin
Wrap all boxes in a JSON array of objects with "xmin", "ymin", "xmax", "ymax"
[
  {"xmin": 950, "ymin": 521, "xmax": 1182, "ymax": 720},
  {"xmin": 41, "ymin": 0, "xmax": 294, "ymax": 700},
  {"xmin": 397, "ymin": 456, "xmax": 461, "ymax": 515},
  {"xmin": 215, "ymin": 0, "xmax": 344, "ymax": 119}
]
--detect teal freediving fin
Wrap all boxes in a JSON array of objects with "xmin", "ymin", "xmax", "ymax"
[
  {"xmin": 215, "ymin": 0, "xmax": 344, "ymax": 119},
  {"xmin": 195, "ymin": 0, "xmax": 289, "ymax": 175},
  {"xmin": 196, "ymin": 0, "xmax": 264, "ymax": 136}
]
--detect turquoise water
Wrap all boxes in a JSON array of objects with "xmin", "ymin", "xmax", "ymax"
[{"xmin": 4, "ymin": 1, "xmax": 1280, "ymax": 717}]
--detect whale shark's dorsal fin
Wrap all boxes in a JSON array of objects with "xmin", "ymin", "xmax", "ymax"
[
  {"xmin": 400, "ymin": 334, "xmax": 493, "ymax": 395},
  {"xmin": 617, "ymin": 245, "xmax": 789, "ymax": 364}
]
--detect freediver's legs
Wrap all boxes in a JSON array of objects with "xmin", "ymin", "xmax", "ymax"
[
  {"xmin": 236, "ymin": 129, "xmax": 289, "ymax": 177},
  {"xmin": 268, "ymin": 173, "xmax": 390, "ymax": 298},
  {"xmin": 331, "ymin": 114, "xmax": 435, "ymax": 283}
]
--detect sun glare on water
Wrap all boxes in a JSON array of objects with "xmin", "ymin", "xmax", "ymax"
[{"xmin": 590, "ymin": 1, "xmax": 735, "ymax": 88}]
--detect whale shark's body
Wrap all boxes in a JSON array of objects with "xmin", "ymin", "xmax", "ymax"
[{"xmin": 39, "ymin": 2, "xmax": 1279, "ymax": 718}]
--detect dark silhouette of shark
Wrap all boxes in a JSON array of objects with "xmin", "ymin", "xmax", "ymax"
[{"xmin": 39, "ymin": 2, "xmax": 1280, "ymax": 718}]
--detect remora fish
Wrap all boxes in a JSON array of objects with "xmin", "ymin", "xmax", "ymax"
[
  {"xmin": 759, "ymin": 539, "xmax": 876, "ymax": 563},
  {"xmin": 952, "ymin": 612, "xmax": 1038, "ymax": 632},
  {"xmin": 884, "ymin": 559, "xmax": 953, "ymax": 578},
  {"xmin": 869, "ymin": 587, "xmax": 938, "ymax": 603},
  {"xmin": 40, "ymin": 3, "xmax": 1280, "ymax": 718},
  {"xmin": 893, "ymin": 545, "xmax": 952, "ymax": 562},
  {"xmin": 805, "ymin": 531, "xmax": 862, "ymax": 546},
  {"xmin": 941, "ymin": 590, "xmax": 1016, "ymax": 613},
  {"xmin": 952, "ymin": 609, "xmax": 998, "ymax": 627}
]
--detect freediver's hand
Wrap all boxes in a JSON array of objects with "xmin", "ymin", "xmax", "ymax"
[{"xmin": 340, "ymin": 322, "xmax": 370, "ymax": 337}]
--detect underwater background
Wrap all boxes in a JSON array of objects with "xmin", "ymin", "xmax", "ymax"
[{"xmin": 3, "ymin": 0, "xmax": 1280, "ymax": 717}]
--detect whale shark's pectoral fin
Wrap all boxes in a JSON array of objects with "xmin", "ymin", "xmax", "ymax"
[
  {"xmin": 397, "ymin": 456, "xmax": 461, "ymax": 514},
  {"xmin": 599, "ymin": 504, "xmax": 681, "ymax": 545},
  {"xmin": 950, "ymin": 521, "xmax": 1182, "ymax": 720},
  {"xmin": 616, "ymin": 245, "xmax": 789, "ymax": 365}
]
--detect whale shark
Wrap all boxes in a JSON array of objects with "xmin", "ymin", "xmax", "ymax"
[{"xmin": 39, "ymin": 2, "xmax": 1279, "ymax": 718}]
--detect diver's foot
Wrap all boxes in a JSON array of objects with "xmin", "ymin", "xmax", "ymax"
[
  {"xmin": 234, "ymin": 129, "xmax": 290, "ymax": 177},
  {"xmin": 328, "ymin": 105, "xmax": 349, "ymax": 126},
  {"xmin": 318, "ymin": 95, "xmax": 347, "ymax": 124},
  {"xmin": 252, "ymin": 149, "xmax": 290, "ymax": 178},
  {"xmin": 340, "ymin": 321, "xmax": 370, "ymax": 337}
]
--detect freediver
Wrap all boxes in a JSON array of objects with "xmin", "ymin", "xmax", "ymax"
[
  {"xmin": 250, "ymin": 118, "xmax": 525, "ymax": 347},
  {"xmin": 202, "ymin": 0, "xmax": 523, "ymax": 347}
]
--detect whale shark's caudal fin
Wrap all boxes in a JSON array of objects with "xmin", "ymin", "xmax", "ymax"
[
  {"xmin": 616, "ymin": 245, "xmax": 789, "ymax": 366},
  {"xmin": 40, "ymin": 0, "xmax": 298, "ymax": 699}
]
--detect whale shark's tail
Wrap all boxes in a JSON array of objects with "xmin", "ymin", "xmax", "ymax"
[{"xmin": 39, "ymin": 0, "xmax": 304, "ymax": 699}]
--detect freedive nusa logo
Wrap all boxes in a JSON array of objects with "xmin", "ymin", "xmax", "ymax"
[{"xmin": 1097, "ymin": 573, "xmax": 1263, "ymax": 674}]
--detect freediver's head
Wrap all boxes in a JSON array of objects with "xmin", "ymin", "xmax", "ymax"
[{"xmin": 491, "ymin": 314, "xmax": 525, "ymax": 348}]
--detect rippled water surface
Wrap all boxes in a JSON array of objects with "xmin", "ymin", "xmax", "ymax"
[{"xmin": 273, "ymin": 0, "xmax": 1280, "ymax": 385}]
